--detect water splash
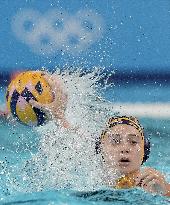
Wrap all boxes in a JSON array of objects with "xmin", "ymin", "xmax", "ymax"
[{"xmin": 2, "ymin": 68, "xmax": 117, "ymax": 194}]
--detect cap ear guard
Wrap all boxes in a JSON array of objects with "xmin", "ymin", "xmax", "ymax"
[
  {"xmin": 95, "ymin": 137, "xmax": 101, "ymax": 154},
  {"xmin": 141, "ymin": 137, "xmax": 150, "ymax": 164}
]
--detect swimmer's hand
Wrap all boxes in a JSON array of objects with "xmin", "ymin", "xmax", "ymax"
[
  {"xmin": 0, "ymin": 107, "xmax": 9, "ymax": 119},
  {"xmin": 29, "ymin": 73, "xmax": 69, "ymax": 128},
  {"xmin": 135, "ymin": 167, "xmax": 170, "ymax": 196}
]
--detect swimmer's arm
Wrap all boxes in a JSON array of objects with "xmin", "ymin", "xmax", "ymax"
[
  {"xmin": 136, "ymin": 167, "xmax": 170, "ymax": 196},
  {"xmin": 164, "ymin": 184, "xmax": 170, "ymax": 197}
]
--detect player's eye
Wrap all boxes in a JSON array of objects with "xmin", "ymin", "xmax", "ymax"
[
  {"xmin": 109, "ymin": 135, "xmax": 121, "ymax": 144},
  {"xmin": 130, "ymin": 140, "xmax": 138, "ymax": 145}
]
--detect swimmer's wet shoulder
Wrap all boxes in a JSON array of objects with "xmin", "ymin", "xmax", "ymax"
[{"xmin": 95, "ymin": 116, "xmax": 170, "ymax": 197}]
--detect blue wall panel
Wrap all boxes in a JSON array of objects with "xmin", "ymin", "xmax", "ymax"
[{"xmin": 0, "ymin": 0, "xmax": 170, "ymax": 72}]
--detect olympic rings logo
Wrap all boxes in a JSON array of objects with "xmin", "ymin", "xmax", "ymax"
[{"xmin": 11, "ymin": 9, "xmax": 104, "ymax": 56}]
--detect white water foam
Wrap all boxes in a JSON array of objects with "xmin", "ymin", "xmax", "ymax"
[{"xmin": 3, "ymin": 68, "xmax": 117, "ymax": 194}]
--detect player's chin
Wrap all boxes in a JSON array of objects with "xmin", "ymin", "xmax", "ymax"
[{"xmin": 118, "ymin": 164, "xmax": 137, "ymax": 174}]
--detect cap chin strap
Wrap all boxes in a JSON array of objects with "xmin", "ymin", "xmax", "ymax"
[{"xmin": 115, "ymin": 175, "xmax": 135, "ymax": 189}]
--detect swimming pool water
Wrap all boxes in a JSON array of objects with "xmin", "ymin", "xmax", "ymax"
[
  {"xmin": 0, "ymin": 85, "xmax": 170, "ymax": 204},
  {"xmin": 1, "ymin": 189, "xmax": 170, "ymax": 205}
]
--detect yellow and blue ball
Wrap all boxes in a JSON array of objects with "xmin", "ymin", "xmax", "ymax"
[{"xmin": 6, "ymin": 71, "xmax": 53, "ymax": 126}]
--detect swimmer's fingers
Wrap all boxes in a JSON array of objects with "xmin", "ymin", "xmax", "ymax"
[
  {"xmin": 143, "ymin": 178, "xmax": 167, "ymax": 195},
  {"xmin": 141, "ymin": 178, "xmax": 159, "ymax": 193},
  {"xmin": 43, "ymin": 73, "xmax": 61, "ymax": 91},
  {"xmin": 136, "ymin": 168, "xmax": 166, "ymax": 193},
  {"xmin": 53, "ymin": 91, "xmax": 68, "ymax": 110},
  {"xmin": 43, "ymin": 73, "xmax": 67, "ymax": 104},
  {"xmin": 136, "ymin": 170, "xmax": 153, "ymax": 187},
  {"xmin": 147, "ymin": 179, "xmax": 167, "ymax": 194},
  {"xmin": 29, "ymin": 100, "xmax": 49, "ymax": 111},
  {"xmin": 52, "ymin": 82, "xmax": 67, "ymax": 106},
  {"xmin": 137, "ymin": 174, "xmax": 157, "ymax": 188},
  {"xmin": 136, "ymin": 170, "xmax": 151, "ymax": 186},
  {"xmin": 29, "ymin": 98, "xmax": 65, "ymax": 115}
]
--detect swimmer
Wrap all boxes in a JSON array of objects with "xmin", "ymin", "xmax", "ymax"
[{"xmin": 95, "ymin": 116, "xmax": 170, "ymax": 196}]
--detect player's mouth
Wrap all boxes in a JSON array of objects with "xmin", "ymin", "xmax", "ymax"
[{"xmin": 119, "ymin": 157, "xmax": 131, "ymax": 166}]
